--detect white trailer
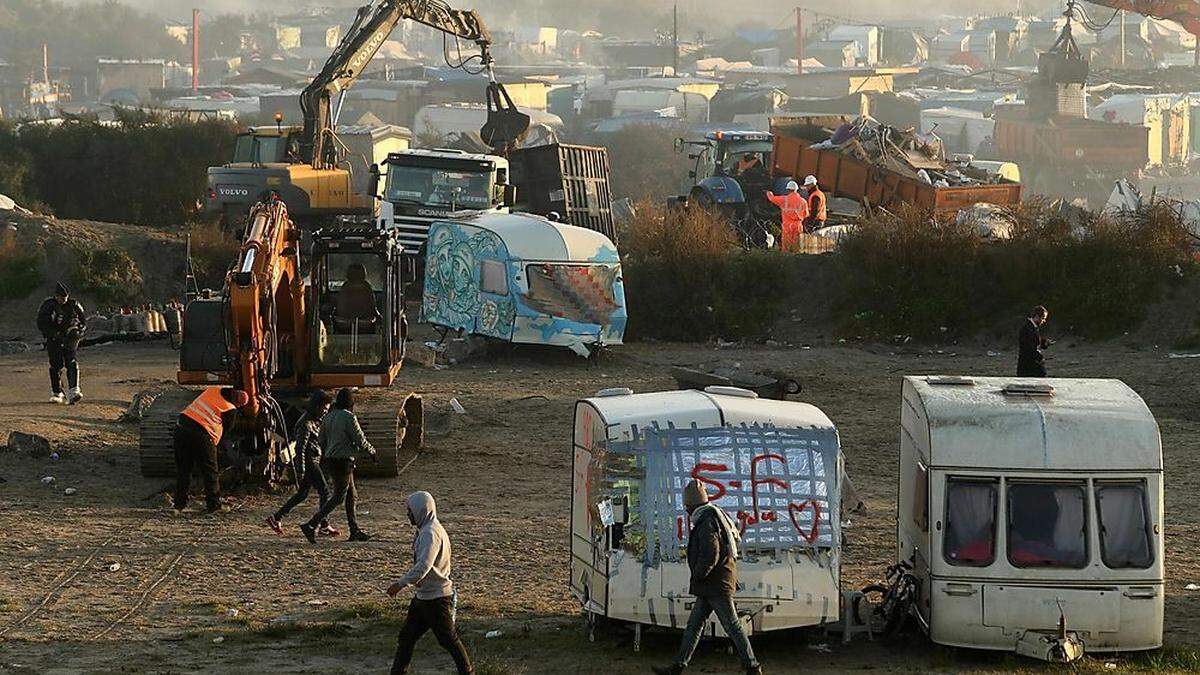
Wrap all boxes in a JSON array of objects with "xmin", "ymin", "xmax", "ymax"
[
  {"xmin": 897, "ymin": 376, "xmax": 1164, "ymax": 659},
  {"xmin": 571, "ymin": 387, "xmax": 844, "ymax": 642}
]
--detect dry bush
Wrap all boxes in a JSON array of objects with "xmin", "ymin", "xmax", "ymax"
[
  {"xmin": 188, "ymin": 221, "xmax": 239, "ymax": 291},
  {"xmin": 835, "ymin": 200, "xmax": 1196, "ymax": 340},
  {"xmin": 620, "ymin": 200, "xmax": 738, "ymax": 262},
  {"xmin": 621, "ymin": 202, "xmax": 792, "ymax": 341}
]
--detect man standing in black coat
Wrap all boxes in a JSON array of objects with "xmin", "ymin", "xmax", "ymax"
[
  {"xmin": 1017, "ymin": 305, "xmax": 1051, "ymax": 377},
  {"xmin": 653, "ymin": 479, "xmax": 762, "ymax": 675},
  {"xmin": 36, "ymin": 282, "xmax": 86, "ymax": 404}
]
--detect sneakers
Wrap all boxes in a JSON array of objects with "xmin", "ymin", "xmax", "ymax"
[
  {"xmin": 206, "ymin": 502, "xmax": 230, "ymax": 514},
  {"xmin": 67, "ymin": 387, "xmax": 83, "ymax": 405},
  {"xmin": 265, "ymin": 515, "xmax": 284, "ymax": 534},
  {"xmin": 300, "ymin": 523, "xmax": 317, "ymax": 544},
  {"xmin": 318, "ymin": 523, "xmax": 340, "ymax": 537},
  {"xmin": 347, "ymin": 530, "xmax": 373, "ymax": 542},
  {"xmin": 49, "ymin": 392, "xmax": 66, "ymax": 404}
]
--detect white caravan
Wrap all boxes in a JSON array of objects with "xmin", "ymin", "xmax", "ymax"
[
  {"xmin": 571, "ymin": 387, "xmax": 845, "ymax": 642},
  {"xmin": 897, "ymin": 376, "xmax": 1164, "ymax": 659}
]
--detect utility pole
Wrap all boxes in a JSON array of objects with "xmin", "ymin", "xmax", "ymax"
[
  {"xmin": 191, "ymin": 8, "xmax": 200, "ymax": 93},
  {"xmin": 796, "ymin": 7, "xmax": 804, "ymax": 75},
  {"xmin": 672, "ymin": 3, "xmax": 679, "ymax": 77},
  {"xmin": 1120, "ymin": 9, "xmax": 1126, "ymax": 68},
  {"xmin": 42, "ymin": 43, "xmax": 49, "ymax": 85}
]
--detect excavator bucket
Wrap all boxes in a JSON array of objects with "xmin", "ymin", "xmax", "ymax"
[{"xmin": 481, "ymin": 81, "xmax": 531, "ymax": 154}]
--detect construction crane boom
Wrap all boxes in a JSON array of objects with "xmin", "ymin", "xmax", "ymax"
[{"xmin": 299, "ymin": 0, "xmax": 526, "ymax": 168}]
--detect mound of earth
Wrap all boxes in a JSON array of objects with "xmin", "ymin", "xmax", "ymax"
[{"xmin": 0, "ymin": 213, "xmax": 186, "ymax": 341}]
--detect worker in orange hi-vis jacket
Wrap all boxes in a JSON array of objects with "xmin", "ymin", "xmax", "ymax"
[
  {"xmin": 173, "ymin": 387, "xmax": 249, "ymax": 513},
  {"xmin": 765, "ymin": 181, "xmax": 809, "ymax": 252}
]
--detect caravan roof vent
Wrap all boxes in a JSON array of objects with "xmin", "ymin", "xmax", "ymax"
[
  {"xmin": 704, "ymin": 386, "xmax": 759, "ymax": 399},
  {"xmin": 596, "ymin": 387, "xmax": 634, "ymax": 397},
  {"xmin": 927, "ymin": 376, "xmax": 975, "ymax": 386},
  {"xmin": 1001, "ymin": 383, "xmax": 1056, "ymax": 397}
]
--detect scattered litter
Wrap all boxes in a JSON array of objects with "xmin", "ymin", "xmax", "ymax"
[
  {"xmin": 307, "ymin": 599, "xmax": 327, "ymax": 606},
  {"xmin": 64, "ymin": 487, "xmax": 77, "ymax": 496},
  {"xmin": 1185, "ymin": 583, "xmax": 1199, "ymax": 591},
  {"xmin": 212, "ymin": 636, "xmax": 225, "ymax": 644},
  {"xmin": 986, "ymin": 351, "xmax": 999, "ymax": 357},
  {"xmin": 449, "ymin": 398, "xmax": 466, "ymax": 414},
  {"xmin": 50, "ymin": 452, "xmax": 60, "ymax": 461},
  {"xmin": 40, "ymin": 476, "xmax": 55, "ymax": 486},
  {"xmin": 806, "ymin": 643, "xmax": 832, "ymax": 653},
  {"xmin": 107, "ymin": 562, "xmax": 121, "ymax": 572},
  {"xmin": 1104, "ymin": 663, "xmax": 1118, "ymax": 670},
  {"xmin": 567, "ymin": 342, "xmax": 591, "ymax": 358},
  {"xmin": 485, "ymin": 630, "xmax": 503, "ymax": 639},
  {"xmin": 225, "ymin": 608, "xmax": 240, "ymax": 618}
]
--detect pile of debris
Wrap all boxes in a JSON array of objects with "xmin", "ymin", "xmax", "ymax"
[{"xmin": 807, "ymin": 117, "xmax": 1008, "ymax": 189}]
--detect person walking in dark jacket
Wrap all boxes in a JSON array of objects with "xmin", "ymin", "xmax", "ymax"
[
  {"xmin": 174, "ymin": 387, "xmax": 248, "ymax": 513},
  {"xmin": 1017, "ymin": 305, "xmax": 1051, "ymax": 377},
  {"xmin": 37, "ymin": 282, "xmax": 86, "ymax": 404},
  {"xmin": 654, "ymin": 479, "xmax": 762, "ymax": 675},
  {"xmin": 266, "ymin": 390, "xmax": 338, "ymax": 536},
  {"xmin": 387, "ymin": 491, "xmax": 473, "ymax": 675},
  {"xmin": 300, "ymin": 388, "xmax": 377, "ymax": 543}
]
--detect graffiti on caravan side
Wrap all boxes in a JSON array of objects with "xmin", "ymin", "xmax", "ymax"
[
  {"xmin": 422, "ymin": 221, "xmax": 516, "ymax": 338},
  {"xmin": 607, "ymin": 423, "xmax": 839, "ymax": 563}
]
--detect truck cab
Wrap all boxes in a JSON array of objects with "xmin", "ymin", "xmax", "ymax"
[{"xmin": 377, "ymin": 149, "xmax": 514, "ymax": 278}]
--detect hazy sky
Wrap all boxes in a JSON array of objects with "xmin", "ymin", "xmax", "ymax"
[{"xmin": 82, "ymin": 1, "xmax": 1029, "ymax": 27}]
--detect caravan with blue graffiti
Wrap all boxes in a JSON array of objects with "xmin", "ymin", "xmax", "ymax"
[{"xmin": 420, "ymin": 212, "xmax": 627, "ymax": 356}]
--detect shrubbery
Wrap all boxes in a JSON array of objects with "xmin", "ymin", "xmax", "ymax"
[
  {"xmin": 0, "ymin": 248, "xmax": 45, "ymax": 302},
  {"xmin": 69, "ymin": 246, "xmax": 143, "ymax": 306},
  {"xmin": 1, "ymin": 112, "xmax": 237, "ymax": 226},
  {"xmin": 187, "ymin": 221, "xmax": 239, "ymax": 291},
  {"xmin": 621, "ymin": 203, "xmax": 794, "ymax": 341},
  {"xmin": 835, "ymin": 201, "xmax": 1196, "ymax": 340}
]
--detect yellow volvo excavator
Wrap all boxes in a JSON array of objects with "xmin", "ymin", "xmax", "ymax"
[{"xmin": 204, "ymin": 0, "xmax": 530, "ymax": 227}]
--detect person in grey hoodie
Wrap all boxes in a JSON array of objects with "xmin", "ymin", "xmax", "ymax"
[{"xmin": 386, "ymin": 491, "xmax": 473, "ymax": 675}]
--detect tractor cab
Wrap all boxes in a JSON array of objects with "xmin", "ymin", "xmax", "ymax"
[
  {"xmin": 670, "ymin": 129, "xmax": 782, "ymax": 247},
  {"xmin": 309, "ymin": 225, "xmax": 408, "ymax": 388}
]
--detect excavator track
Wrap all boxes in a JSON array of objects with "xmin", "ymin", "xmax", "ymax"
[
  {"xmin": 139, "ymin": 389, "xmax": 199, "ymax": 478},
  {"xmin": 355, "ymin": 394, "xmax": 423, "ymax": 479},
  {"xmin": 140, "ymin": 390, "xmax": 424, "ymax": 479}
]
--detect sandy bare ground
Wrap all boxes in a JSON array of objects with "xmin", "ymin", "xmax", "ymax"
[{"xmin": 0, "ymin": 337, "xmax": 1197, "ymax": 674}]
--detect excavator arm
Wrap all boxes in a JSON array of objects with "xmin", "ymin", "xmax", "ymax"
[
  {"xmin": 299, "ymin": 0, "xmax": 529, "ymax": 168},
  {"xmin": 226, "ymin": 196, "xmax": 307, "ymax": 421}
]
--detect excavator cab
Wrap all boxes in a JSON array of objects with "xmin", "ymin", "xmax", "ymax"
[{"xmin": 309, "ymin": 224, "xmax": 408, "ymax": 386}]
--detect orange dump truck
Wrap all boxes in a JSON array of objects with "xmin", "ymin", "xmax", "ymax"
[{"xmin": 770, "ymin": 116, "xmax": 1022, "ymax": 213}]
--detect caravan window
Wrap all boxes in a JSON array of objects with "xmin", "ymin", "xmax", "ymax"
[
  {"xmin": 1096, "ymin": 482, "xmax": 1154, "ymax": 569},
  {"xmin": 943, "ymin": 478, "xmax": 997, "ymax": 566},
  {"xmin": 1008, "ymin": 482, "xmax": 1088, "ymax": 569}
]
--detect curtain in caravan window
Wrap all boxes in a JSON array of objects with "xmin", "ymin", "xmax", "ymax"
[
  {"xmin": 1008, "ymin": 483, "xmax": 1087, "ymax": 568},
  {"xmin": 943, "ymin": 479, "xmax": 997, "ymax": 566},
  {"xmin": 1096, "ymin": 483, "xmax": 1153, "ymax": 569}
]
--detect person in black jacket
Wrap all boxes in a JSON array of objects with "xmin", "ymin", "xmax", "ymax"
[
  {"xmin": 36, "ymin": 282, "xmax": 86, "ymax": 404},
  {"xmin": 266, "ymin": 390, "xmax": 338, "ymax": 536},
  {"xmin": 654, "ymin": 479, "xmax": 762, "ymax": 675},
  {"xmin": 1017, "ymin": 305, "xmax": 1051, "ymax": 377}
]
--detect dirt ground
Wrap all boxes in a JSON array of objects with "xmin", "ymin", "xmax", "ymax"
[{"xmin": 0, "ymin": 336, "xmax": 1197, "ymax": 674}]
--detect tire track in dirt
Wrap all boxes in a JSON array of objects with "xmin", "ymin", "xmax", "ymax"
[{"xmin": 0, "ymin": 532, "xmax": 120, "ymax": 639}]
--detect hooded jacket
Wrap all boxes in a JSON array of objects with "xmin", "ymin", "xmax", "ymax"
[{"xmin": 394, "ymin": 491, "xmax": 454, "ymax": 600}]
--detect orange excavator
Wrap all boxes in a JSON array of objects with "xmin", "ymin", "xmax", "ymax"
[{"xmin": 139, "ymin": 195, "xmax": 422, "ymax": 481}]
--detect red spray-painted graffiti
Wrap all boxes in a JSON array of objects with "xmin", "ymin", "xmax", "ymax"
[{"xmin": 687, "ymin": 456, "xmax": 823, "ymax": 544}]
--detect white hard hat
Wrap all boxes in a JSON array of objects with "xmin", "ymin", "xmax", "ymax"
[
  {"xmin": 803, "ymin": 175, "xmax": 818, "ymax": 186},
  {"xmin": 785, "ymin": 180, "xmax": 799, "ymax": 192}
]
